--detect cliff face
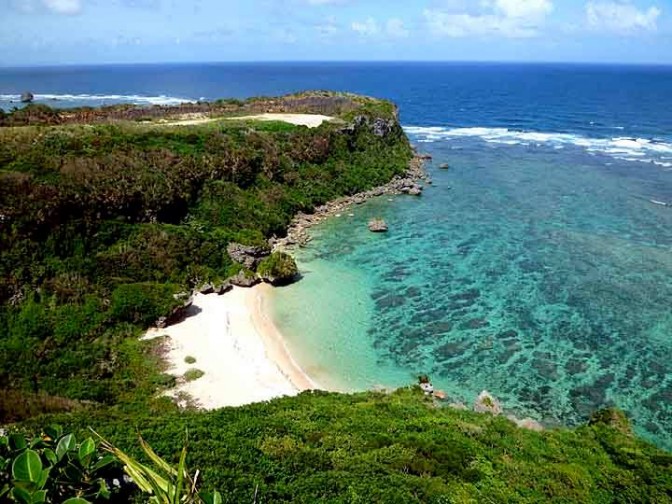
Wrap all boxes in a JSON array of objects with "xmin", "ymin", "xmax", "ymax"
[{"xmin": 0, "ymin": 93, "xmax": 412, "ymax": 409}]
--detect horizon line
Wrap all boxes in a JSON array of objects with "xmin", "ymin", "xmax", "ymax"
[{"xmin": 1, "ymin": 59, "xmax": 671, "ymax": 70}]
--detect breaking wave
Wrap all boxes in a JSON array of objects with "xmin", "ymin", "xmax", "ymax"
[
  {"xmin": 404, "ymin": 126, "xmax": 672, "ymax": 168},
  {"xmin": 0, "ymin": 93, "xmax": 195, "ymax": 106}
]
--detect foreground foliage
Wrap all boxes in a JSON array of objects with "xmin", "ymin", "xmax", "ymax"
[{"xmin": 19, "ymin": 388, "xmax": 671, "ymax": 503}]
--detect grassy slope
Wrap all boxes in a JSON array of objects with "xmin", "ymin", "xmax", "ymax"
[{"xmin": 43, "ymin": 388, "xmax": 672, "ymax": 503}]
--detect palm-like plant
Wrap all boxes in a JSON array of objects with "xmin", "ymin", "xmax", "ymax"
[{"xmin": 93, "ymin": 431, "xmax": 221, "ymax": 504}]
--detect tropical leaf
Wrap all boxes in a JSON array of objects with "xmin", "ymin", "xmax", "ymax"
[
  {"xmin": 56, "ymin": 434, "xmax": 76, "ymax": 461},
  {"xmin": 12, "ymin": 450, "xmax": 42, "ymax": 484}
]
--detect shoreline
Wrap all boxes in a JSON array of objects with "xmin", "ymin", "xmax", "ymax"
[
  {"xmin": 144, "ymin": 285, "xmax": 318, "ymax": 409},
  {"xmin": 146, "ymin": 153, "xmax": 429, "ymax": 410},
  {"xmin": 273, "ymin": 153, "xmax": 429, "ymax": 249}
]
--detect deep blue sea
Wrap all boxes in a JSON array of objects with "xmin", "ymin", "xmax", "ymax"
[{"xmin": 2, "ymin": 63, "xmax": 672, "ymax": 447}]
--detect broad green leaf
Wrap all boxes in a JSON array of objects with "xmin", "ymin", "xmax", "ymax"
[
  {"xmin": 10, "ymin": 486, "xmax": 32, "ymax": 504},
  {"xmin": 91, "ymin": 454, "xmax": 116, "ymax": 472},
  {"xmin": 43, "ymin": 426, "xmax": 62, "ymax": 441},
  {"xmin": 63, "ymin": 498, "xmax": 92, "ymax": 504},
  {"xmin": 12, "ymin": 450, "xmax": 43, "ymax": 483},
  {"xmin": 56, "ymin": 434, "xmax": 76, "ymax": 461},
  {"xmin": 32, "ymin": 489, "xmax": 47, "ymax": 504},
  {"xmin": 202, "ymin": 491, "xmax": 223, "ymax": 504},
  {"xmin": 43, "ymin": 449, "xmax": 57, "ymax": 467},
  {"xmin": 37, "ymin": 468, "xmax": 50, "ymax": 490},
  {"xmin": 78, "ymin": 438, "xmax": 96, "ymax": 466},
  {"xmin": 9, "ymin": 434, "xmax": 27, "ymax": 451}
]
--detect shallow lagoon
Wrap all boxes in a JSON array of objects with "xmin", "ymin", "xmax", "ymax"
[{"xmin": 272, "ymin": 136, "xmax": 672, "ymax": 448}]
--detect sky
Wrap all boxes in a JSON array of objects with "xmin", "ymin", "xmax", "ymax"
[{"xmin": 1, "ymin": 0, "xmax": 670, "ymax": 66}]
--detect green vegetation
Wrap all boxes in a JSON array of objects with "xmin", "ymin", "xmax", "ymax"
[
  {"xmin": 12, "ymin": 388, "xmax": 670, "ymax": 503},
  {"xmin": 0, "ymin": 425, "xmax": 123, "ymax": 503},
  {"xmin": 257, "ymin": 252, "xmax": 299, "ymax": 285},
  {"xmin": 184, "ymin": 356, "xmax": 196, "ymax": 365},
  {"xmin": 183, "ymin": 370, "xmax": 204, "ymax": 383},
  {"xmin": 0, "ymin": 93, "xmax": 411, "ymax": 417},
  {"xmin": 2, "ymin": 93, "xmax": 670, "ymax": 502}
]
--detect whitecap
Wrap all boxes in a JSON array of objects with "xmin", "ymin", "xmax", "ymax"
[
  {"xmin": 403, "ymin": 125, "xmax": 672, "ymax": 168},
  {"xmin": 1, "ymin": 93, "xmax": 194, "ymax": 106}
]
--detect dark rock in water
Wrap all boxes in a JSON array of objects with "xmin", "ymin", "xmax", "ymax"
[
  {"xmin": 20, "ymin": 92, "xmax": 34, "ymax": 103},
  {"xmin": 375, "ymin": 294, "xmax": 406, "ymax": 309},
  {"xmin": 198, "ymin": 283, "xmax": 215, "ymax": 295},
  {"xmin": 439, "ymin": 163, "xmax": 450, "ymax": 169},
  {"xmin": 368, "ymin": 218, "xmax": 388, "ymax": 232},
  {"xmin": 226, "ymin": 242, "xmax": 270, "ymax": 270},
  {"xmin": 229, "ymin": 270, "xmax": 260, "ymax": 288},
  {"xmin": 216, "ymin": 282, "xmax": 233, "ymax": 295},
  {"xmin": 460, "ymin": 318, "xmax": 490, "ymax": 330}
]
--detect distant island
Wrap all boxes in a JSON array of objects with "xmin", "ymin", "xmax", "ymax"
[{"xmin": 0, "ymin": 92, "xmax": 670, "ymax": 503}]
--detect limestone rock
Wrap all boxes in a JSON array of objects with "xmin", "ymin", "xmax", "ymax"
[
  {"xmin": 198, "ymin": 283, "xmax": 215, "ymax": 295},
  {"xmin": 229, "ymin": 270, "xmax": 260, "ymax": 288},
  {"xmin": 226, "ymin": 242, "xmax": 270, "ymax": 270},
  {"xmin": 368, "ymin": 218, "xmax": 388, "ymax": 233},
  {"xmin": 439, "ymin": 163, "xmax": 450, "ymax": 169},
  {"xmin": 216, "ymin": 282, "xmax": 233, "ymax": 295},
  {"xmin": 474, "ymin": 390, "xmax": 503, "ymax": 415},
  {"xmin": 512, "ymin": 417, "xmax": 544, "ymax": 432}
]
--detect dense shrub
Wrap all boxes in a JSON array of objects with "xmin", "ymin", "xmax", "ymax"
[
  {"xmin": 257, "ymin": 252, "xmax": 299, "ymax": 285},
  {"xmin": 109, "ymin": 283, "xmax": 181, "ymax": 327}
]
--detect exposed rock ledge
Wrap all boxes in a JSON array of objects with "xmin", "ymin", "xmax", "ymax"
[{"xmin": 272, "ymin": 154, "xmax": 429, "ymax": 249}]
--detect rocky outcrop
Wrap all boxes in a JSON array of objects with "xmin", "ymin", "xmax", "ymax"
[
  {"xmin": 257, "ymin": 252, "xmax": 299, "ymax": 286},
  {"xmin": 156, "ymin": 292, "xmax": 193, "ymax": 329},
  {"xmin": 226, "ymin": 242, "xmax": 270, "ymax": 270},
  {"xmin": 273, "ymin": 155, "xmax": 428, "ymax": 250},
  {"xmin": 474, "ymin": 390, "xmax": 503, "ymax": 415},
  {"xmin": 216, "ymin": 282, "xmax": 233, "ymax": 295},
  {"xmin": 20, "ymin": 92, "xmax": 34, "ymax": 103},
  {"xmin": 198, "ymin": 283, "xmax": 215, "ymax": 295},
  {"xmin": 508, "ymin": 416, "xmax": 544, "ymax": 432},
  {"xmin": 229, "ymin": 270, "xmax": 260, "ymax": 288},
  {"xmin": 368, "ymin": 218, "xmax": 388, "ymax": 233},
  {"xmin": 439, "ymin": 163, "xmax": 450, "ymax": 169}
]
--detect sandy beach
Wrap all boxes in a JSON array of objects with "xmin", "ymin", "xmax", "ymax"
[{"xmin": 144, "ymin": 284, "xmax": 318, "ymax": 409}]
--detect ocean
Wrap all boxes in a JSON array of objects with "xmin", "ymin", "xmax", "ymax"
[{"xmin": 2, "ymin": 62, "xmax": 672, "ymax": 447}]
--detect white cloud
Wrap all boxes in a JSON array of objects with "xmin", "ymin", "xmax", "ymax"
[
  {"xmin": 586, "ymin": 1, "xmax": 661, "ymax": 33},
  {"xmin": 42, "ymin": 0, "xmax": 81, "ymax": 14},
  {"xmin": 351, "ymin": 17, "xmax": 380, "ymax": 36},
  {"xmin": 425, "ymin": 0, "xmax": 554, "ymax": 38},
  {"xmin": 351, "ymin": 17, "xmax": 410, "ymax": 38},
  {"xmin": 491, "ymin": 0, "xmax": 553, "ymax": 19}
]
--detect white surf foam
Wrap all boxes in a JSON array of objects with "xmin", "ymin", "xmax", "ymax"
[
  {"xmin": 0, "ymin": 93, "xmax": 194, "ymax": 106},
  {"xmin": 404, "ymin": 125, "xmax": 672, "ymax": 168}
]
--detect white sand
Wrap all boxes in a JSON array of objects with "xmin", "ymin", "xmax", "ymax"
[
  {"xmin": 231, "ymin": 113, "xmax": 334, "ymax": 128},
  {"xmin": 144, "ymin": 285, "xmax": 318, "ymax": 409}
]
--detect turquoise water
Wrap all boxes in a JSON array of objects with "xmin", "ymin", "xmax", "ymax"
[{"xmin": 272, "ymin": 138, "xmax": 672, "ymax": 448}]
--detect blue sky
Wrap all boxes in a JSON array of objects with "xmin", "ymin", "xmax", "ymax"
[{"xmin": 1, "ymin": 0, "xmax": 670, "ymax": 65}]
